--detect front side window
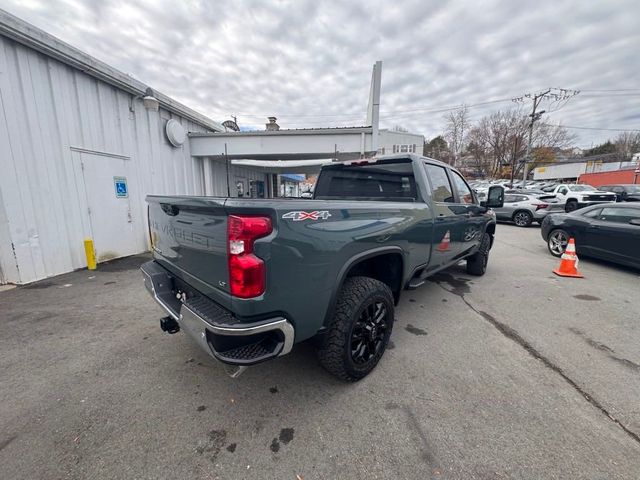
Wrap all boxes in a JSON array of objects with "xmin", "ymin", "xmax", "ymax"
[
  {"xmin": 425, "ymin": 164, "xmax": 455, "ymax": 203},
  {"xmin": 599, "ymin": 207, "xmax": 639, "ymax": 224},
  {"xmin": 450, "ymin": 171, "xmax": 475, "ymax": 204},
  {"xmin": 504, "ymin": 194, "xmax": 517, "ymax": 203}
]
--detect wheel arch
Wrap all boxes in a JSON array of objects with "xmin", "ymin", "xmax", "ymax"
[
  {"xmin": 322, "ymin": 247, "xmax": 405, "ymax": 328},
  {"xmin": 512, "ymin": 209, "xmax": 534, "ymax": 223}
]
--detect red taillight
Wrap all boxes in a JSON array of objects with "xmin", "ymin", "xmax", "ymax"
[
  {"xmin": 227, "ymin": 215, "xmax": 272, "ymax": 298},
  {"xmin": 534, "ymin": 203, "xmax": 549, "ymax": 211}
]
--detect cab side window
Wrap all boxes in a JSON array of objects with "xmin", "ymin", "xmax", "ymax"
[
  {"xmin": 450, "ymin": 171, "xmax": 475, "ymax": 204},
  {"xmin": 424, "ymin": 164, "xmax": 454, "ymax": 203},
  {"xmin": 558, "ymin": 186, "xmax": 568, "ymax": 195}
]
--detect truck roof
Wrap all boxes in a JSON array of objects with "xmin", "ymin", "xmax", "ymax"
[{"xmin": 333, "ymin": 153, "xmax": 453, "ymax": 170}]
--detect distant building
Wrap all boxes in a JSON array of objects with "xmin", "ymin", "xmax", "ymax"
[
  {"xmin": 377, "ymin": 129, "xmax": 425, "ymax": 155},
  {"xmin": 533, "ymin": 153, "xmax": 637, "ymax": 181}
]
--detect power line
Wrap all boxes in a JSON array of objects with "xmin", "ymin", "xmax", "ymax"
[
  {"xmin": 577, "ymin": 93, "xmax": 640, "ymax": 98},
  {"xmin": 234, "ymin": 97, "xmax": 514, "ymax": 120},
  {"xmin": 542, "ymin": 123, "xmax": 640, "ymax": 132},
  {"xmin": 512, "ymin": 88, "xmax": 580, "ymax": 183},
  {"xmin": 578, "ymin": 88, "xmax": 640, "ymax": 93}
]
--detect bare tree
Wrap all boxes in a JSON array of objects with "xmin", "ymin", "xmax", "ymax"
[
  {"xmin": 614, "ymin": 132, "xmax": 640, "ymax": 161},
  {"xmin": 469, "ymin": 108, "xmax": 575, "ymax": 178},
  {"xmin": 443, "ymin": 106, "xmax": 470, "ymax": 168},
  {"xmin": 466, "ymin": 127, "xmax": 491, "ymax": 176}
]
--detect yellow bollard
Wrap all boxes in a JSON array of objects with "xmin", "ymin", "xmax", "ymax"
[{"xmin": 84, "ymin": 238, "xmax": 97, "ymax": 270}]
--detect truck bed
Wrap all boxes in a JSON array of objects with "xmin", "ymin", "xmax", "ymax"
[{"xmin": 147, "ymin": 195, "xmax": 432, "ymax": 342}]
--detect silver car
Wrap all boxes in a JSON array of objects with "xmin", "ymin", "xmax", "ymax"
[{"xmin": 494, "ymin": 193, "xmax": 565, "ymax": 227}]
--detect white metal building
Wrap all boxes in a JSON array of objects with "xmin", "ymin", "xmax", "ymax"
[
  {"xmin": 0, "ymin": 11, "xmax": 239, "ymax": 284},
  {"xmin": 377, "ymin": 129, "xmax": 425, "ymax": 155}
]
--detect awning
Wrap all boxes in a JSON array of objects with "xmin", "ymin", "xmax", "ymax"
[{"xmin": 230, "ymin": 158, "xmax": 334, "ymax": 173}]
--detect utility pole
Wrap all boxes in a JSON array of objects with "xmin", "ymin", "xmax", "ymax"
[
  {"xmin": 522, "ymin": 90, "xmax": 547, "ymax": 184},
  {"xmin": 513, "ymin": 88, "xmax": 579, "ymax": 184}
]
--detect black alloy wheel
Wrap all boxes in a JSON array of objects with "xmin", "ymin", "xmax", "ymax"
[{"xmin": 350, "ymin": 301, "xmax": 389, "ymax": 364}]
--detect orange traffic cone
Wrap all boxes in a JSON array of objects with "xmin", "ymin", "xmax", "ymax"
[
  {"xmin": 553, "ymin": 238, "xmax": 583, "ymax": 278},
  {"xmin": 437, "ymin": 230, "xmax": 451, "ymax": 252}
]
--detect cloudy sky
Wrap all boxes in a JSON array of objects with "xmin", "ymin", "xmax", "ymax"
[{"xmin": 2, "ymin": 0, "xmax": 639, "ymax": 147}]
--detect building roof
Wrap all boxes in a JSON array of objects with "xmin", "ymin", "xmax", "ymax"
[
  {"xmin": 0, "ymin": 8, "xmax": 223, "ymax": 132},
  {"xmin": 190, "ymin": 126, "xmax": 372, "ymax": 137}
]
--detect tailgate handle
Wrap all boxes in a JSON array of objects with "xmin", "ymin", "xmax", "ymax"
[{"xmin": 161, "ymin": 203, "xmax": 180, "ymax": 216}]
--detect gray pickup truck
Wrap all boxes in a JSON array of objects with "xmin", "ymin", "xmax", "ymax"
[{"xmin": 141, "ymin": 154, "xmax": 504, "ymax": 380}]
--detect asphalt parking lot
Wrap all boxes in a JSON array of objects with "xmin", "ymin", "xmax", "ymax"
[{"xmin": 1, "ymin": 224, "xmax": 639, "ymax": 479}]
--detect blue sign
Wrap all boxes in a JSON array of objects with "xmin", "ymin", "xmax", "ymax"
[{"xmin": 114, "ymin": 177, "xmax": 128, "ymax": 198}]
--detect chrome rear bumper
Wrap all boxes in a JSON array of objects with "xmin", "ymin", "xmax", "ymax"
[{"xmin": 141, "ymin": 261, "xmax": 294, "ymax": 366}]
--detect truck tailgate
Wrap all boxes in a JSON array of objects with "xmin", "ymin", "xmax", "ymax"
[{"xmin": 147, "ymin": 196, "xmax": 231, "ymax": 308}]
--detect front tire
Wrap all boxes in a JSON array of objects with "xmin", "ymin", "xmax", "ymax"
[
  {"xmin": 466, "ymin": 232, "xmax": 491, "ymax": 276},
  {"xmin": 317, "ymin": 277, "xmax": 394, "ymax": 381},
  {"xmin": 547, "ymin": 229, "xmax": 569, "ymax": 257}
]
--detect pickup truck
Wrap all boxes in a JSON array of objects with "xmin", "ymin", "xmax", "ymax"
[
  {"xmin": 552, "ymin": 184, "xmax": 617, "ymax": 212},
  {"xmin": 141, "ymin": 154, "xmax": 504, "ymax": 381}
]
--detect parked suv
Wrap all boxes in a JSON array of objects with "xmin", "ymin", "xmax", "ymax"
[{"xmin": 494, "ymin": 193, "xmax": 565, "ymax": 227}]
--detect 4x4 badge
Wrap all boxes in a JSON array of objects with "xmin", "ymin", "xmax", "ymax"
[{"xmin": 282, "ymin": 211, "xmax": 332, "ymax": 221}]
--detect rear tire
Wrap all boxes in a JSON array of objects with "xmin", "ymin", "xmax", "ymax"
[
  {"xmin": 317, "ymin": 276, "xmax": 394, "ymax": 381},
  {"xmin": 466, "ymin": 232, "xmax": 491, "ymax": 276},
  {"xmin": 512, "ymin": 210, "xmax": 533, "ymax": 227},
  {"xmin": 565, "ymin": 200, "xmax": 578, "ymax": 212}
]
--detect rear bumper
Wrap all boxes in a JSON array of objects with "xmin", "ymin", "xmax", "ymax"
[{"xmin": 141, "ymin": 261, "xmax": 294, "ymax": 366}]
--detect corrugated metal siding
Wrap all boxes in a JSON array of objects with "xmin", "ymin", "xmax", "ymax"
[
  {"xmin": 0, "ymin": 35, "xmax": 211, "ymax": 283},
  {"xmin": 579, "ymin": 169, "xmax": 637, "ymax": 187}
]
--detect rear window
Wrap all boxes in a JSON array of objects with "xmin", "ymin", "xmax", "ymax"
[{"xmin": 314, "ymin": 160, "xmax": 417, "ymax": 201}]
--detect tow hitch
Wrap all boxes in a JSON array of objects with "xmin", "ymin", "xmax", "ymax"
[{"xmin": 160, "ymin": 316, "xmax": 180, "ymax": 334}]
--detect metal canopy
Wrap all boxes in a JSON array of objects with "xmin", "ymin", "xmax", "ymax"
[
  {"xmin": 229, "ymin": 158, "xmax": 334, "ymax": 174},
  {"xmin": 189, "ymin": 126, "xmax": 375, "ymax": 161}
]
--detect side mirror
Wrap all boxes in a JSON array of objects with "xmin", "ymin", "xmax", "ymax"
[
  {"xmin": 629, "ymin": 219, "xmax": 640, "ymax": 226},
  {"xmin": 482, "ymin": 185, "xmax": 504, "ymax": 208}
]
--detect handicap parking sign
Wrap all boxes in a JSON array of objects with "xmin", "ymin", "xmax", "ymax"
[{"xmin": 114, "ymin": 177, "xmax": 128, "ymax": 198}]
